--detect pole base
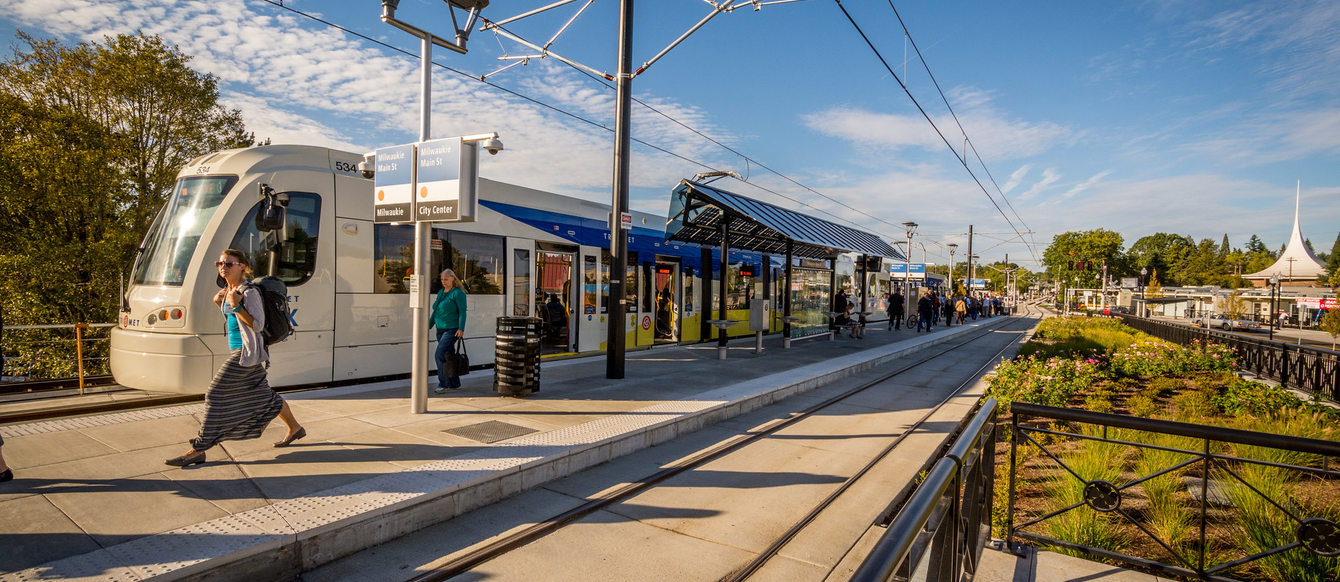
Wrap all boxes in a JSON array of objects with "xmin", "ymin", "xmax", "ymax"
[{"xmin": 717, "ymin": 346, "xmax": 727, "ymax": 360}]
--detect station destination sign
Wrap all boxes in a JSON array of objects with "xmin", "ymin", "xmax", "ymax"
[
  {"xmin": 415, "ymin": 137, "xmax": 462, "ymax": 222},
  {"xmin": 889, "ymin": 263, "xmax": 927, "ymax": 279},
  {"xmin": 373, "ymin": 144, "xmax": 414, "ymax": 223}
]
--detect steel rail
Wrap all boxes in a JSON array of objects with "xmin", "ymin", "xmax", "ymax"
[
  {"xmin": 724, "ymin": 316, "xmax": 1028, "ymax": 582},
  {"xmin": 408, "ymin": 305, "xmax": 1038, "ymax": 581}
]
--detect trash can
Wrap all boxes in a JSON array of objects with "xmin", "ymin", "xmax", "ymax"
[{"xmin": 494, "ymin": 316, "xmax": 542, "ymax": 396}]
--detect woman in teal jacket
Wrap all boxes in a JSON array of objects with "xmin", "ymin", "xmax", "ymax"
[{"xmin": 432, "ymin": 268, "xmax": 468, "ymax": 391}]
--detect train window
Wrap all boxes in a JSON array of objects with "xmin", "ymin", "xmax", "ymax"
[
  {"xmin": 443, "ymin": 231, "xmax": 503, "ymax": 295},
  {"xmin": 600, "ymin": 251, "xmax": 611, "ymax": 314},
  {"xmin": 625, "ymin": 252, "xmax": 638, "ymax": 311},
  {"xmin": 227, "ymin": 192, "xmax": 321, "ymax": 286},
  {"xmin": 373, "ymin": 224, "xmax": 415, "ymax": 293},
  {"xmin": 583, "ymin": 255, "xmax": 598, "ymax": 314},
  {"xmin": 133, "ymin": 175, "xmax": 238, "ymax": 286},
  {"xmin": 513, "ymin": 248, "xmax": 530, "ymax": 316}
]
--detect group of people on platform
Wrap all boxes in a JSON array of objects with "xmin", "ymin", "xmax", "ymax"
[{"xmin": 877, "ymin": 288, "xmax": 1006, "ymax": 334}]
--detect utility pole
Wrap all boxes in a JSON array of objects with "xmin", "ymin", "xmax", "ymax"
[
  {"xmin": 966, "ymin": 225, "xmax": 974, "ymax": 294},
  {"xmin": 606, "ymin": 0, "xmax": 633, "ymax": 379}
]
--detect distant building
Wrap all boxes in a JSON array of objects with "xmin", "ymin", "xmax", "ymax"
[{"xmin": 1244, "ymin": 184, "xmax": 1327, "ymax": 287}]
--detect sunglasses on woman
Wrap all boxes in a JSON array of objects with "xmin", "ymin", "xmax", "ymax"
[{"xmin": 216, "ymin": 261, "xmax": 244, "ymax": 268}]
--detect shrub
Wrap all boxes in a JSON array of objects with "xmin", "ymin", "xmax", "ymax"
[
  {"xmin": 1144, "ymin": 377, "xmax": 1183, "ymax": 398},
  {"xmin": 1127, "ymin": 394, "xmax": 1158, "ymax": 418},
  {"xmin": 1084, "ymin": 394, "xmax": 1114, "ymax": 414},
  {"xmin": 1171, "ymin": 389, "xmax": 1218, "ymax": 420},
  {"xmin": 987, "ymin": 356, "xmax": 1106, "ymax": 410},
  {"xmin": 1215, "ymin": 380, "xmax": 1301, "ymax": 418}
]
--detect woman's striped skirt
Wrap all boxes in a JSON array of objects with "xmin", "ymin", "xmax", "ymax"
[{"xmin": 190, "ymin": 351, "xmax": 285, "ymax": 452}]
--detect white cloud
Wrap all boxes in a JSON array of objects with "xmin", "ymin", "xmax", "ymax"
[
  {"xmin": 1060, "ymin": 170, "xmax": 1114, "ymax": 199},
  {"xmin": 802, "ymin": 96, "xmax": 1071, "ymax": 162},
  {"xmin": 1001, "ymin": 164, "xmax": 1030, "ymax": 195}
]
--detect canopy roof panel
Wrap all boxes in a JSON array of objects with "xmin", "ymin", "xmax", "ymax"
[{"xmin": 664, "ymin": 180, "xmax": 903, "ymax": 261}]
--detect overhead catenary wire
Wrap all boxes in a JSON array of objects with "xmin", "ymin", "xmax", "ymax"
[
  {"xmin": 883, "ymin": 1, "xmax": 1042, "ymax": 266},
  {"xmin": 258, "ymin": 0, "xmax": 905, "ymax": 243},
  {"xmin": 834, "ymin": 0, "xmax": 1043, "ymax": 265}
]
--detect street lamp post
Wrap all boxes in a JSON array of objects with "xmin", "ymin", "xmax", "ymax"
[
  {"xmin": 1139, "ymin": 267, "xmax": 1148, "ymax": 318},
  {"xmin": 901, "ymin": 221, "xmax": 917, "ymax": 324},
  {"xmin": 1268, "ymin": 273, "xmax": 1280, "ymax": 341},
  {"xmin": 947, "ymin": 243, "xmax": 958, "ymax": 294}
]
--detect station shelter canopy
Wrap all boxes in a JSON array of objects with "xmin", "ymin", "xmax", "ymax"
[{"xmin": 665, "ymin": 180, "xmax": 903, "ymax": 261}]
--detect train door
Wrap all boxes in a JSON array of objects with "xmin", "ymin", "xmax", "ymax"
[
  {"xmin": 507, "ymin": 239, "xmax": 533, "ymax": 317},
  {"xmin": 577, "ymin": 249, "xmax": 605, "ymax": 353},
  {"xmin": 653, "ymin": 259, "xmax": 680, "ymax": 343},
  {"xmin": 537, "ymin": 247, "xmax": 576, "ymax": 354}
]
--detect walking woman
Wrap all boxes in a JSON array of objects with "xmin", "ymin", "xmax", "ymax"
[
  {"xmin": 432, "ymin": 268, "xmax": 468, "ymax": 392},
  {"xmin": 165, "ymin": 250, "xmax": 305, "ymax": 467}
]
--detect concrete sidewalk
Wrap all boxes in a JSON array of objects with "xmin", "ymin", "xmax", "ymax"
[{"xmin": 0, "ymin": 317, "xmax": 1012, "ymax": 581}]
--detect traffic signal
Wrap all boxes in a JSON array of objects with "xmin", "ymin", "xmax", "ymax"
[{"xmin": 1068, "ymin": 261, "xmax": 1075, "ymax": 270}]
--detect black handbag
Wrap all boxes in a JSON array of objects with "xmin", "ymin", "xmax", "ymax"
[{"xmin": 447, "ymin": 341, "xmax": 470, "ymax": 377}]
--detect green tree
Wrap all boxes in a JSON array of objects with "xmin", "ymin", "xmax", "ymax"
[
  {"xmin": 0, "ymin": 31, "xmax": 255, "ymax": 375},
  {"xmin": 1322, "ymin": 232, "xmax": 1340, "ymax": 283},
  {"xmin": 1320, "ymin": 309, "xmax": 1340, "ymax": 351},
  {"xmin": 1127, "ymin": 233, "xmax": 1192, "ymax": 286},
  {"xmin": 1043, "ymin": 229, "xmax": 1125, "ymax": 290}
]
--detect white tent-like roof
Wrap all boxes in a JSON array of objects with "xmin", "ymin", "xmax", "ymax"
[{"xmin": 1245, "ymin": 183, "xmax": 1326, "ymax": 281}]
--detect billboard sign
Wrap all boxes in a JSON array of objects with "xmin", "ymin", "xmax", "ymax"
[{"xmin": 373, "ymin": 144, "xmax": 414, "ymax": 223}]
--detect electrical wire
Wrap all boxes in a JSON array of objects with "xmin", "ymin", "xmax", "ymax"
[
  {"xmin": 884, "ymin": 1, "xmax": 1043, "ymax": 266},
  {"xmin": 833, "ymin": 0, "xmax": 1043, "ymax": 264},
  {"xmin": 257, "ymin": 0, "xmax": 900, "ymax": 241}
]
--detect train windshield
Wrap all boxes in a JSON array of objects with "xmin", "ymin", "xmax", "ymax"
[{"xmin": 132, "ymin": 176, "xmax": 238, "ymax": 286}]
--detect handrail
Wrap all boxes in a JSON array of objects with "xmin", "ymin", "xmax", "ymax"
[
  {"xmin": 1011, "ymin": 402, "xmax": 1340, "ymax": 457},
  {"xmin": 1121, "ymin": 315, "xmax": 1339, "ymax": 403},
  {"xmin": 1008, "ymin": 403, "xmax": 1340, "ymax": 580},
  {"xmin": 852, "ymin": 398, "xmax": 999, "ymax": 582}
]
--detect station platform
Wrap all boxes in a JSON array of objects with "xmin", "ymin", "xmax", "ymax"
[{"xmin": 1, "ymin": 318, "xmax": 1013, "ymax": 581}]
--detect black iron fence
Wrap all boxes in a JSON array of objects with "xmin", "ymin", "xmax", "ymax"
[
  {"xmin": 852, "ymin": 399, "xmax": 998, "ymax": 582},
  {"xmin": 1123, "ymin": 316, "xmax": 1339, "ymax": 403},
  {"xmin": 1008, "ymin": 402, "xmax": 1340, "ymax": 581}
]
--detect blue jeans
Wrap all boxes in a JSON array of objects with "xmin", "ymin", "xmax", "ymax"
[
  {"xmin": 918, "ymin": 312, "xmax": 932, "ymax": 331},
  {"xmin": 435, "ymin": 329, "xmax": 462, "ymax": 388}
]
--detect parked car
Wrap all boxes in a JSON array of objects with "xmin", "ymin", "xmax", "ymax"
[{"xmin": 1192, "ymin": 313, "xmax": 1263, "ymax": 332}]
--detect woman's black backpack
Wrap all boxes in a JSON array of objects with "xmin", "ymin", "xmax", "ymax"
[{"xmin": 244, "ymin": 276, "xmax": 293, "ymax": 345}]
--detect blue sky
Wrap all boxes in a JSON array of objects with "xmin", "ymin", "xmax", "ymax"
[{"xmin": 3, "ymin": 0, "xmax": 1338, "ymax": 270}]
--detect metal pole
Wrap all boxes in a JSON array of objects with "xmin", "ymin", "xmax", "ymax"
[
  {"xmin": 606, "ymin": 0, "xmax": 633, "ymax": 379},
  {"xmin": 719, "ymin": 220, "xmax": 729, "ymax": 350},
  {"xmin": 76, "ymin": 322, "xmax": 88, "ymax": 396},
  {"xmin": 411, "ymin": 34, "xmax": 433, "ymax": 414},
  {"xmin": 784, "ymin": 240, "xmax": 793, "ymax": 344},
  {"xmin": 905, "ymin": 233, "xmax": 913, "ymax": 324},
  {"xmin": 966, "ymin": 224, "xmax": 974, "ymax": 294}
]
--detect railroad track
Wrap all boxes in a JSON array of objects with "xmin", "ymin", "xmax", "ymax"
[{"xmin": 401, "ymin": 305, "xmax": 1040, "ymax": 581}]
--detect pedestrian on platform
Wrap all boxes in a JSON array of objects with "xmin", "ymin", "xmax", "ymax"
[
  {"xmin": 0, "ymin": 435, "xmax": 12, "ymax": 482},
  {"xmin": 887, "ymin": 289, "xmax": 904, "ymax": 330},
  {"xmin": 165, "ymin": 250, "xmax": 306, "ymax": 467},
  {"xmin": 955, "ymin": 295, "xmax": 967, "ymax": 324},
  {"xmin": 433, "ymin": 268, "xmax": 469, "ymax": 392},
  {"xmin": 917, "ymin": 293, "xmax": 934, "ymax": 332},
  {"xmin": 942, "ymin": 293, "xmax": 955, "ymax": 327}
]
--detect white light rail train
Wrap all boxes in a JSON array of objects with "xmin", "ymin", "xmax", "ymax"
[{"xmin": 111, "ymin": 145, "xmax": 829, "ymax": 394}]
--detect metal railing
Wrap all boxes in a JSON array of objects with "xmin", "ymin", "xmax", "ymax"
[
  {"xmin": 1, "ymin": 323, "xmax": 116, "ymax": 393},
  {"xmin": 1122, "ymin": 316, "xmax": 1339, "ymax": 403},
  {"xmin": 1007, "ymin": 402, "xmax": 1340, "ymax": 581},
  {"xmin": 852, "ymin": 399, "xmax": 998, "ymax": 582}
]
